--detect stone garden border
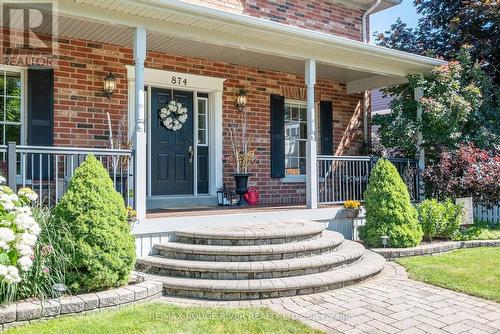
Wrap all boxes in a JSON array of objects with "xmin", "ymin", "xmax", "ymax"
[
  {"xmin": 371, "ymin": 239, "xmax": 500, "ymax": 260},
  {"xmin": 0, "ymin": 280, "xmax": 163, "ymax": 330}
]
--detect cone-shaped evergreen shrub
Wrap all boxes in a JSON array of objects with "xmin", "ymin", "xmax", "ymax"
[
  {"xmin": 360, "ymin": 159, "xmax": 423, "ymax": 248},
  {"xmin": 54, "ymin": 155, "xmax": 135, "ymax": 292}
]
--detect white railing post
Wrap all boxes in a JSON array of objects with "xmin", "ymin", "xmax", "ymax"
[
  {"xmin": 7, "ymin": 141, "xmax": 17, "ymax": 190},
  {"xmin": 134, "ymin": 27, "xmax": 147, "ymax": 219},
  {"xmin": 305, "ymin": 59, "xmax": 317, "ymax": 209}
]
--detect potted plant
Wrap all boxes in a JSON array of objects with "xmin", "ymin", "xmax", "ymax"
[{"xmin": 343, "ymin": 200, "xmax": 361, "ymax": 218}]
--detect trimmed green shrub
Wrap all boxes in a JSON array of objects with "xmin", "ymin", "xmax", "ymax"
[
  {"xmin": 440, "ymin": 199, "xmax": 462, "ymax": 239},
  {"xmin": 54, "ymin": 155, "xmax": 135, "ymax": 292},
  {"xmin": 418, "ymin": 199, "xmax": 462, "ymax": 241},
  {"xmin": 360, "ymin": 159, "xmax": 423, "ymax": 248},
  {"xmin": 418, "ymin": 199, "xmax": 445, "ymax": 241}
]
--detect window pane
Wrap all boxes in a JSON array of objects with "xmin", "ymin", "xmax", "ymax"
[
  {"xmin": 299, "ymin": 140, "xmax": 306, "ymax": 158},
  {"xmin": 6, "ymin": 74, "xmax": 21, "ymax": 97},
  {"xmin": 198, "ymin": 130, "xmax": 206, "ymax": 145},
  {"xmin": 300, "ymin": 123, "xmax": 307, "ymax": 139},
  {"xmin": 285, "ymin": 139, "xmax": 299, "ymax": 157},
  {"xmin": 291, "ymin": 106, "xmax": 299, "ymax": 121},
  {"xmin": 0, "ymin": 125, "xmax": 4, "ymax": 145},
  {"xmin": 0, "ymin": 97, "xmax": 4, "ymax": 122},
  {"xmin": 299, "ymin": 158, "xmax": 306, "ymax": 174},
  {"xmin": 0, "ymin": 74, "xmax": 4, "ymax": 94},
  {"xmin": 197, "ymin": 100, "xmax": 206, "ymax": 115},
  {"xmin": 6, "ymin": 97, "xmax": 21, "ymax": 122},
  {"xmin": 5, "ymin": 125, "xmax": 20, "ymax": 144},
  {"xmin": 285, "ymin": 105, "xmax": 291, "ymax": 122},
  {"xmin": 300, "ymin": 107, "xmax": 307, "ymax": 121},
  {"xmin": 198, "ymin": 114, "xmax": 206, "ymax": 130},
  {"xmin": 285, "ymin": 157, "xmax": 299, "ymax": 169},
  {"xmin": 285, "ymin": 123, "xmax": 299, "ymax": 139}
]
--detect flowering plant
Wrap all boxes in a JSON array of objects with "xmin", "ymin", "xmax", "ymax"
[
  {"xmin": 159, "ymin": 100, "xmax": 188, "ymax": 131},
  {"xmin": 343, "ymin": 200, "xmax": 361, "ymax": 210},
  {"xmin": 0, "ymin": 178, "xmax": 39, "ymax": 285},
  {"xmin": 126, "ymin": 206, "xmax": 137, "ymax": 224}
]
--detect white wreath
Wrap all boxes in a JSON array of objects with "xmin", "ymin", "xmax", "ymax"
[{"xmin": 160, "ymin": 100, "xmax": 188, "ymax": 131}]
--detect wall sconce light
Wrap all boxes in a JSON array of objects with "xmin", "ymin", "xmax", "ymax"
[
  {"xmin": 103, "ymin": 71, "xmax": 117, "ymax": 99},
  {"xmin": 234, "ymin": 89, "xmax": 248, "ymax": 112}
]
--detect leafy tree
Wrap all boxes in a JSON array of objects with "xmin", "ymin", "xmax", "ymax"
[
  {"xmin": 374, "ymin": 48, "xmax": 499, "ymax": 161},
  {"xmin": 422, "ymin": 143, "xmax": 500, "ymax": 206},
  {"xmin": 360, "ymin": 159, "xmax": 423, "ymax": 248},
  {"xmin": 54, "ymin": 155, "xmax": 135, "ymax": 292},
  {"xmin": 375, "ymin": 0, "xmax": 499, "ymax": 83}
]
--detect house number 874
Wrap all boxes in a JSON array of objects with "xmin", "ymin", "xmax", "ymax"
[{"xmin": 171, "ymin": 76, "xmax": 188, "ymax": 86}]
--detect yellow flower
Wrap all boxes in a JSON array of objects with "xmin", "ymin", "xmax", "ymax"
[{"xmin": 343, "ymin": 200, "xmax": 361, "ymax": 209}]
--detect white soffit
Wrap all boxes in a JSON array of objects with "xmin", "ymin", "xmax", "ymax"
[{"xmin": 7, "ymin": 0, "xmax": 443, "ymax": 91}]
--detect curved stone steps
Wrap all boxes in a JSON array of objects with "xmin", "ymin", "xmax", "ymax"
[
  {"xmin": 155, "ymin": 230, "xmax": 344, "ymax": 262},
  {"xmin": 137, "ymin": 239, "xmax": 363, "ymax": 279},
  {"xmin": 173, "ymin": 220, "xmax": 324, "ymax": 246},
  {"xmin": 152, "ymin": 250, "xmax": 385, "ymax": 300}
]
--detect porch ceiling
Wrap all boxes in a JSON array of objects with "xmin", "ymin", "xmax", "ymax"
[
  {"xmin": 11, "ymin": 0, "xmax": 445, "ymax": 92},
  {"xmin": 54, "ymin": 15, "xmax": 376, "ymax": 84}
]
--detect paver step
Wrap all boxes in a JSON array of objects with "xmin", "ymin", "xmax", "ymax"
[
  {"xmin": 137, "ymin": 240, "xmax": 363, "ymax": 279},
  {"xmin": 154, "ymin": 230, "xmax": 344, "ymax": 262},
  {"xmin": 173, "ymin": 220, "xmax": 325, "ymax": 246},
  {"xmin": 152, "ymin": 250, "xmax": 385, "ymax": 300}
]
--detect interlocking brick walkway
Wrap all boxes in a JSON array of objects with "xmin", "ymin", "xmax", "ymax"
[{"xmin": 159, "ymin": 262, "xmax": 500, "ymax": 333}]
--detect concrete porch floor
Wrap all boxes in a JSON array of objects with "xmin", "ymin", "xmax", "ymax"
[{"xmin": 146, "ymin": 204, "xmax": 343, "ymax": 219}]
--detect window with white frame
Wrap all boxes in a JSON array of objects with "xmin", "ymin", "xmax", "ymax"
[
  {"xmin": 197, "ymin": 97, "xmax": 208, "ymax": 145},
  {"xmin": 0, "ymin": 68, "xmax": 23, "ymax": 146},
  {"xmin": 284, "ymin": 100, "xmax": 307, "ymax": 176}
]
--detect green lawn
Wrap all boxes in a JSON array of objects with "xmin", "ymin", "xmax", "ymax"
[
  {"xmin": 397, "ymin": 247, "xmax": 500, "ymax": 302},
  {"xmin": 5, "ymin": 302, "xmax": 323, "ymax": 334}
]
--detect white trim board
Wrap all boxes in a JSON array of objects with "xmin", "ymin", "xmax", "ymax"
[{"xmin": 126, "ymin": 65, "xmax": 225, "ymax": 201}]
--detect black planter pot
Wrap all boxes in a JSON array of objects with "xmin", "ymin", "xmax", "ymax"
[{"xmin": 232, "ymin": 173, "xmax": 252, "ymax": 206}]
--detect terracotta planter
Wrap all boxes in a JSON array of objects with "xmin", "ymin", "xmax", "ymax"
[{"xmin": 232, "ymin": 173, "xmax": 252, "ymax": 206}]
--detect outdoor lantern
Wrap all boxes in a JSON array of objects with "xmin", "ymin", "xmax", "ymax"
[
  {"xmin": 217, "ymin": 185, "xmax": 230, "ymax": 206},
  {"xmin": 381, "ymin": 235, "xmax": 389, "ymax": 248},
  {"xmin": 52, "ymin": 283, "xmax": 67, "ymax": 298},
  {"xmin": 103, "ymin": 71, "xmax": 117, "ymax": 98},
  {"xmin": 234, "ymin": 89, "xmax": 248, "ymax": 112}
]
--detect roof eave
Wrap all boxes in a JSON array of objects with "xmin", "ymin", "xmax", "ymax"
[{"xmin": 136, "ymin": 0, "xmax": 445, "ymax": 71}]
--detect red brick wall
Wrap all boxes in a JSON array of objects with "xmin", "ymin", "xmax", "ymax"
[
  {"xmin": 184, "ymin": 0, "xmax": 366, "ymax": 41},
  {"xmin": 1, "ymin": 30, "xmax": 365, "ymax": 205}
]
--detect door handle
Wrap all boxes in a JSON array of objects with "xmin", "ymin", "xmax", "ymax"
[{"xmin": 188, "ymin": 145, "xmax": 193, "ymax": 163}]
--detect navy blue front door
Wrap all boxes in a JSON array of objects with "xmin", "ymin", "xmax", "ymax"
[{"xmin": 151, "ymin": 88, "xmax": 194, "ymax": 195}]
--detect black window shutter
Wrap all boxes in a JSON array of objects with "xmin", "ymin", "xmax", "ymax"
[
  {"xmin": 27, "ymin": 67, "xmax": 54, "ymax": 180},
  {"xmin": 320, "ymin": 101, "xmax": 333, "ymax": 155},
  {"xmin": 270, "ymin": 94, "xmax": 285, "ymax": 178},
  {"xmin": 28, "ymin": 67, "xmax": 54, "ymax": 146}
]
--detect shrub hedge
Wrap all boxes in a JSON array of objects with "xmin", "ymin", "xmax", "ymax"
[
  {"xmin": 54, "ymin": 155, "xmax": 135, "ymax": 292},
  {"xmin": 360, "ymin": 159, "xmax": 423, "ymax": 248},
  {"xmin": 418, "ymin": 199, "xmax": 462, "ymax": 241}
]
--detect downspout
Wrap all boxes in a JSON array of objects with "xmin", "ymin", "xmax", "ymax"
[{"xmin": 361, "ymin": 0, "xmax": 381, "ymax": 146}]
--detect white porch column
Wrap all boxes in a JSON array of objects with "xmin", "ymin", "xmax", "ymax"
[
  {"xmin": 305, "ymin": 59, "xmax": 318, "ymax": 209},
  {"xmin": 415, "ymin": 87, "xmax": 425, "ymax": 200},
  {"xmin": 134, "ymin": 27, "xmax": 147, "ymax": 219}
]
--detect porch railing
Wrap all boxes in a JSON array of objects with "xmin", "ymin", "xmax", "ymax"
[
  {"xmin": 317, "ymin": 155, "xmax": 419, "ymax": 204},
  {"xmin": 1, "ymin": 142, "xmax": 134, "ymax": 208}
]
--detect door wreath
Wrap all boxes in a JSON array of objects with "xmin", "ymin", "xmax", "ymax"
[{"xmin": 159, "ymin": 100, "xmax": 188, "ymax": 131}]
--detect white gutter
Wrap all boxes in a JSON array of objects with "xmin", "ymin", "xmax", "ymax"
[
  {"xmin": 361, "ymin": 0, "xmax": 381, "ymax": 142},
  {"xmin": 362, "ymin": 0, "xmax": 381, "ymax": 43}
]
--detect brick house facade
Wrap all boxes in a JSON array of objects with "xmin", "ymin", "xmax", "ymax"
[{"xmin": 0, "ymin": 0, "xmax": 442, "ymax": 211}]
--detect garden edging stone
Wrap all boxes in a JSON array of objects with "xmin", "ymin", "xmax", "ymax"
[
  {"xmin": 371, "ymin": 239, "xmax": 500, "ymax": 259},
  {"xmin": 0, "ymin": 279, "xmax": 163, "ymax": 330}
]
